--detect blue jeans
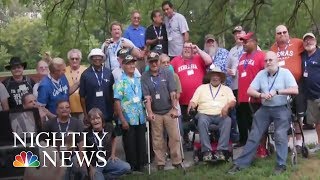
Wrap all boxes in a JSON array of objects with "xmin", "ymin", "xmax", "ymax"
[
  {"xmin": 196, "ymin": 113, "xmax": 231, "ymax": 152},
  {"xmin": 234, "ymin": 105, "xmax": 290, "ymax": 167},
  {"xmin": 94, "ymin": 159, "xmax": 131, "ymax": 180}
]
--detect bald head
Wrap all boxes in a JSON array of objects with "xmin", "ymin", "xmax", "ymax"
[{"xmin": 275, "ymin": 25, "xmax": 290, "ymax": 44}]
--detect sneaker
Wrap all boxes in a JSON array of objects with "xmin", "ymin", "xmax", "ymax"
[
  {"xmin": 256, "ymin": 145, "xmax": 268, "ymax": 158},
  {"xmin": 202, "ymin": 151, "xmax": 213, "ymax": 161},
  {"xmin": 214, "ymin": 151, "xmax": 226, "ymax": 161},
  {"xmin": 157, "ymin": 165, "xmax": 165, "ymax": 171},
  {"xmin": 227, "ymin": 164, "xmax": 241, "ymax": 175},
  {"xmin": 310, "ymin": 144, "xmax": 320, "ymax": 153},
  {"xmin": 295, "ymin": 145, "xmax": 302, "ymax": 154},
  {"xmin": 273, "ymin": 164, "xmax": 286, "ymax": 175}
]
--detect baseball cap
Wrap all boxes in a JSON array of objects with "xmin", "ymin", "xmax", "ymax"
[
  {"xmin": 205, "ymin": 34, "xmax": 215, "ymax": 42},
  {"xmin": 232, "ymin": 26, "xmax": 243, "ymax": 34},
  {"xmin": 303, "ymin": 32, "xmax": 316, "ymax": 40},
  {"xmin": 147, "ymin": 52, "xmax": 160, "ymax": 62},
  {"xmin": 239, "ymin": 32, "xmax": 256, "ymax": 41},
  {"xmin": 117, "ymin": 48, "xmax": 130, "ymax": 58},
  {"xmin": 122, "ymin": 54, "xmax": 136, "ymax": 64}
]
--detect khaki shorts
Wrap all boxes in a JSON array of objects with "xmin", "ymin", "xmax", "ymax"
[{"xmin": 306, "ymin": 99, "xmax": 320, "ymax": 124}]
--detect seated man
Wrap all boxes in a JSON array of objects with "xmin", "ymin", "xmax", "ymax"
[
  {"xmin": 228, "ymin": 51, "xmax": 298, "ymax": 175},
  {"xmin": 188, "ymin": 66, "xmax": 236, "ymax": 161}
]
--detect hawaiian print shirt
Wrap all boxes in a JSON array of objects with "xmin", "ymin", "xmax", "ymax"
[{"xmin": 211, "ymin": 48, "xmax": 232, "ymax": 87}]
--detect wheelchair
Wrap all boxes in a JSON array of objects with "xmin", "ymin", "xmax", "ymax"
[
  {"xmin": 188, "ymin": 108, "xmax": 234, "ymax": 164},
  {"xmin": 248, "ymin": 96, "xmax": 309, "ymax": 166}
]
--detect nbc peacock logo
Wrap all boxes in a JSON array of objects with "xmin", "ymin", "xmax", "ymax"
[{"xmin": 13, "ymin": 151, "xmax": 40, "ymax": 167}]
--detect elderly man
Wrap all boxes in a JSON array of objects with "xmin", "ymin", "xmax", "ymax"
[
  {"xmin": 162, "ymin": 1, "xmax": 189, "ymax": 58},
  {"xmin": 80, "ymin": 48, "xmax": 114, "ymax": 123},
  {"xmin": 43, "ymin": 100, "xmax": 85, "ymax": 180},
  {"xmin": 146, "ymin": 9, "xmax": 168, "ymax": 55},
  {"xmin": 270, "ymin": 24, "xmax": 306, "ymax": 152},
  {"xmin": 301, "ymin": 33, "xmax": 320, "ymax": 153},
  {"xmin": 236, "ymin": 32, "xmax": 265, "ymax": 155},
  {"xmin": 203, "ymin": 34, "xmax": 230, "ymax": 86},
  {"xmin": 228, "ymin": 51, "xmax": 298, "ymax": 175},
  {"xmin": 114, "ymin": 54, "xmax": 146, "ymax": 172},
  {"xmin": 171, "ymin": 42, "xmax": 212, "ymax": 148},
  {"xmin": 37, "ymin": 58, "xmax": 79, "ymax": 115},
  {"xmin": 65, "ymin": 49, "xmax": 86, "ymax": 121},
  {"xmin": 142, "ymin": 52, "xmax": 182, "ymax": 170},
  {"xmin": 3, "ymin": 57, "xmax": 35, "ymax": 109},
  {"xmin": 101, "ymin": 21, "xmax": 141, "ymax": 71},
  {"xmin": 188, "ymin": 67, "xmax": 235, "ymax": 161}
]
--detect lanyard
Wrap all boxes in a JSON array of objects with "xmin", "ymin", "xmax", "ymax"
[
  {"xmin": 168, "ymin": 13, "xmax": 175, "ymax": 33},
  {"xmin": 126, "ymin": 74, "xmax": 137, "ymax": 95},
  {"xmin": 50, "ymin": 77, "xmax": 62, "ymax": 92},
  {"xmin": 112, "ymin": 40, "xmax": 121, "ymax": 55},
  {"xmin": 304, "ymin": 56, "xmax": 314, "ymax": 70},
  {"xmin": 92, "ymin": 67, "xmax": 104, "ymax": 87},
  {"xmin": 243, "ymin": 51, "xmax": 256, "ymax": 70},
  {"xmin": 238, "ymin": 48, "xmax": 244, "ymax": 60},
  {"xmin": 153, "ymin": 25, "xmax": 162, "ymax": 39},
  {"xmin": 268, "ymin": 68, "xmax": 280, "ymax": 92},
  {"xmin": 151, "ymin": 75, "xmax": 161, "ymax": 92},
  {"xmin": 209, "ymin": 84, "xmax": 221, "ymax": 101},
  {"xmin": 57, "ymin": 118, "xmax": 70, "ymax": 134},
  {"xmin": 93, "ymin": 129, "xmax": 105, "ymax": 150}
]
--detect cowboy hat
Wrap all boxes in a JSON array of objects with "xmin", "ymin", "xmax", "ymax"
[
  {"xmin": 5, "ymin": 57, "xmax": 27, "ymax": 70},
  {"xmin": 207, "ymin": 65, "xmax": 226, "ymax": 83}
]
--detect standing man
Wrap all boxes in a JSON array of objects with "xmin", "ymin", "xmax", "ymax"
[
  {"xmin": 301, "ymin": 33, "xmax": 320, "ymax": 153},
  {"xmin": 113, "ymin": 54, "xmax": 146, "ymax": 172},
  {"xmin": 142, "ymin": 52, "xmax": 182, "ymax": 170},
  {"xmin": 124, "ymin": 10, "xmax": 147, "ymax": 72},
  {"xmin": 145, "ymin": 9, "xmax": 168, "ymax": 55},
  {"xmin": 65, "ymin": 49, "xmax": 86, "ymax": 121},
  {"xmin": 171, "ymin": 42, "xmax": 212, "ymax": 148},
  {"xmin": 3, "ymin": 57, "xmax": 35, "ymax": 109},
  {"xmin": 270, "ymin": 25, "xmax": 305, "ymax": 152},
  {"xmin": 102, "ymin": 21, "xmax": 141, "ymax": 71},
  {"xmin": 33, "ymin": 60, "xmax": 49, "ymax": 98},
  {"xmin": 79, "ymin": 48, "xmax": 114, "ymax": 123},
  {"xmin": 37, "ymin": 58, "xmax": 79, "ymax": 115},
  {"xmin": 162, "ymin": 1, "xmax": 189, "ymax": 58},
  {"xmin": 228, "ymin": 51, "xmax": 298, "ymax": 175},
  {"xmin": 237, "ymin": 32, "xmax": 265, "ymax": 155},
  {"xmin": 203, "ymin": 34, "xmax": 230, "ymax": 86}
]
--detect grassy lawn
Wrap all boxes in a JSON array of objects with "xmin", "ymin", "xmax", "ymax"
[{"xmin": 124, "ymin": 152, "xmax": 320, "ymax": 180}]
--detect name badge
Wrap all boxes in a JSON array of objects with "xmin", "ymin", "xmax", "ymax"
[
  {"xmin": 241, "ymin": 72, "xmax": 247, "ymax": 77},
  {"xmin": 168, "ymin": 37, "xmax": 173, "ymax": 41},
  {"xmin": 303, "ymin": 71, "xmax": 308, "ymax": 77},
  {"xmin": 96, "ymin": 91, "xmax": 103, "ymax": 97},
  {"xmin": 278, "ymin": 61, "xmax": 285, "ymax": 66},
  {"xmin": 212, "ymin": 102, "xmax": 219, "ymax": 107},
  {"xmin": 155, "ymin": 94, "xmax": 161, "ymax": 99},
  {"xmin": 187, "ymin": 70, "xmax": 194, "ymax": 76},
  {"xmin": 133, "ymin": 97, "xmax": 140, "ymax": 103}
]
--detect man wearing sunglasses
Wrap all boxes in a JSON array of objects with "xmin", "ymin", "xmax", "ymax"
[
  {"xmin": 229, "ymin": 51, "xmax": 298, "ymax": 175},
  {"xmin": 270, "ymin": 25, "xmax": 306, "ymax": 153}
]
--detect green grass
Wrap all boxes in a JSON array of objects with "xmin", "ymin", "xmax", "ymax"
[{"xmin": 123, "ymin": 152, "xmax": 320, "ymax": 180}]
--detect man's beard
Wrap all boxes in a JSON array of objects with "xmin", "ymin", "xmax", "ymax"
[
  {"xmin": 204, "ymin": 46, "xmax": 218, "ymax": 57},
  {"xmin": 305, "ymin": 44, "xmax": 316, "ymax": 52}
]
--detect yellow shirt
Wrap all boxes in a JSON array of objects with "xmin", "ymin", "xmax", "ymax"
[
  {"xmin": 190, "ymin": 84, "xmax": 236, "ymax": 115},
  {"xmin": 65, "ymin": 65, "xmax": 87, "ymax": 113}
]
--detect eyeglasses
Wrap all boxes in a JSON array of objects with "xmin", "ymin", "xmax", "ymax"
[
  {"xmin": 264, "ymin": 59, "xmax": 274, "ymax": 62},
  {"xmin": 276, "ymin": 31, "xmax": 287, "ymax": 35},
  {"xmin": 133, "ymin": 17, "xmax": 141, "ymax": 20}
]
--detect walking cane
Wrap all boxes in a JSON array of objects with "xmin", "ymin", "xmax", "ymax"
[
  {"xmin": 144, "ymin": 100, "xmax": 151, "ymax": 175},
  {"xmin": 175, "ymin": 117, "xmax": 186, "ymax": 174}
]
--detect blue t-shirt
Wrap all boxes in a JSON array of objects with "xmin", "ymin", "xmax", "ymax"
[
  {"xmin": 124, "ymin": 25, "xmax": 146, "ymax": 49},
  {"xmin": 79, "ymin": 66, "xmax": 114, "ymax": 121},
  {"xmin": 302, "ymin": 48, "xmax": 320, "ymax": 100},
  {"xmin": 37, "ymin": 75, "xmax": 69, "ymax": 114},
  {"xmin": 250, "ymin": 68, "xmax": 297, "ymax": 106}
]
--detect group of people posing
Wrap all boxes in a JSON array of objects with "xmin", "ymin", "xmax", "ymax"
[{"xmin": 1, "ymin": 0, "xmax": 320, "ymax": 179}]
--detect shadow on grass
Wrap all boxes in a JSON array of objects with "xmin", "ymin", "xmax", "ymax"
[{"xmin": 123, "ymin": 151, "xmax": 320, "ymax": 180}]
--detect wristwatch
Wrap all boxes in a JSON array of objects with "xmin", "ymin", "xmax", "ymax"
[{"xmin": 276, "ymin": 90, "xmax": 279, "ymax": 95}]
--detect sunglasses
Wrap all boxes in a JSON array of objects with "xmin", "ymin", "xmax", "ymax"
[{"xmin": 276, "ymin": 31, "xmax": 287, "ymax": 35}]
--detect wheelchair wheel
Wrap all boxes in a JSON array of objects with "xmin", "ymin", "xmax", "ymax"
[
  {"xmin": 301, "ymin": 145, "xmax": 309, "ymax": 158},
  {"xmin": 291, "ymin": 154, "xmax": 297, "ymax": 166},
  {"xmin": 267, "ymin": 143, "xmax": 275, "ymax": 155}
]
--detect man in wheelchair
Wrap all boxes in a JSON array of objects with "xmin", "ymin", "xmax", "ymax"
[
  {"xmin": 228, "ymin": 51, "xmax": 299, "ymax": 175},
  {"xmin": 187, "ymin": 66, "xmax": 236, "ymax": 161}
]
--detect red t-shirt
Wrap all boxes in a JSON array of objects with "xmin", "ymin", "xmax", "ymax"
[
  {"xmin": 237, "ymin": 50, "xmax": 265, "ymax": 103},
  {"xmin": 171, "ymin": 55, "xmax": 206, "ymax": 105},
  {"xmin": 270, "ymin": 38, "xmax": 304, "ymax": 82}
]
